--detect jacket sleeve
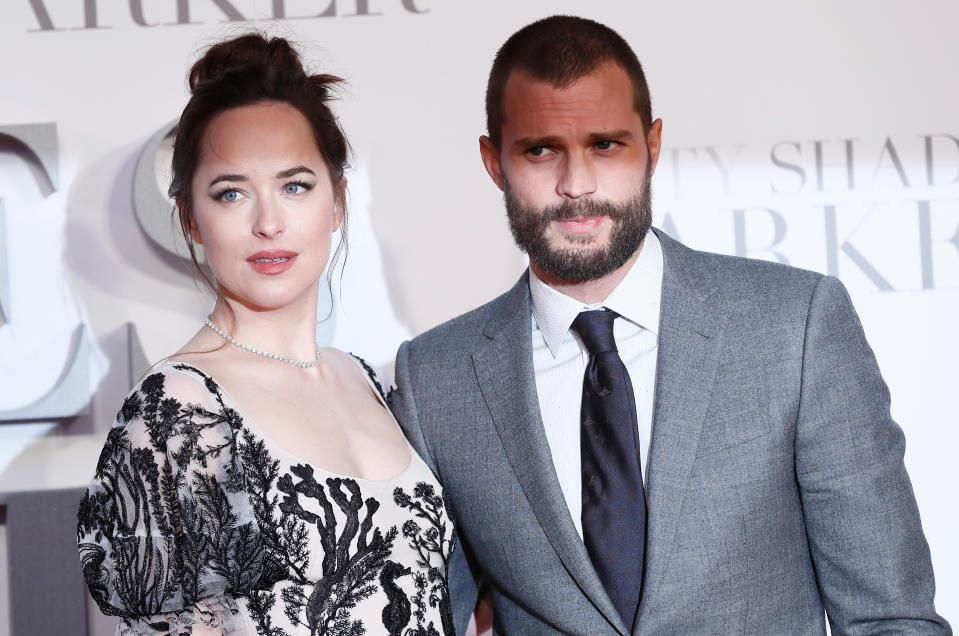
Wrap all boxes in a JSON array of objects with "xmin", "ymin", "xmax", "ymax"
[
  {"xmin": 77, "ymin": 364, "xmax": 260, "ymax": 634},
  {"xmin": 392, "ymin": 340, "xmax": 481, "ymax": 636},
  {"xmin": 795, "ymin": 275, "xmax": 951, "ymax": 635}
]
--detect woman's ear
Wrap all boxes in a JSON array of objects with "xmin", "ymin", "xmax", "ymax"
[
  {"xmin": 333, "ymin": 176, "xmax": 347, "ymax": 231},
  {"xmin": 179, "ymin": 201, "xmax": 202, "ymax": 244}
]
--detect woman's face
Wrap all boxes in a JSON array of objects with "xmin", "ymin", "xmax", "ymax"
[{"xmin": 188, "ymin": 101, "xmax": 342, "ymax": 313}]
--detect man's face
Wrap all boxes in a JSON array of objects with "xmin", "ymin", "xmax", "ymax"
[{"xmin": 480, "ymin": 61, "xmax": 662, "ymax": 283}]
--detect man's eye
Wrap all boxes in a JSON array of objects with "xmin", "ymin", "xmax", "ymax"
[
  {"xmin": 528, "ymin": 146, "xmax": 549, "ymax": 157},
  {"xmin": 595, "ymin": 140, "xmax": 616, "ymax": 150}
]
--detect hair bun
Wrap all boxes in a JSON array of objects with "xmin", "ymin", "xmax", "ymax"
[{"xmin": 189, "ymin": 34, "xmax": 308, "ymax": 91}]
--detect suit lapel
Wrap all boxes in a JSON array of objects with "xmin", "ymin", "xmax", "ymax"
[
  {"xmin": 638, "ymin": 231, "xmax": 726, "ymax": 623},
  {"xmin": 472, "ymin": 275, "xmax": 628, "ymax": 635}
]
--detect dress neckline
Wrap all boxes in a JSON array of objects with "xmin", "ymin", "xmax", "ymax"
[{"xmin": 155, "ymin": 357, "xmax": 416, "ymax": 484}]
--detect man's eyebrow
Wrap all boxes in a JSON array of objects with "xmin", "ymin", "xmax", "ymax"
[
  {"xmin": 512, "ymin": 135, "xmax": 561, "ymax": 150},
  {"xmin": 511, "ymin": 131, "xmax": 637, "ymax": 150},
  {"xmin": 276, "ymin": 166, "xmax": 316, "ymax": 179},
  {"xmin": 586, "ymin": 130, "xmax": 635, "ymax": 144}
]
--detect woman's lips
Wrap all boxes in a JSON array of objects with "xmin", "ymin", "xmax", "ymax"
[
  {"xmin": 555, "ymin": 216, "xmax": 604, "ymax": 234},
  {"xmin": 247, "ymin": 251, "xmax": 297, "ymax": 275}
]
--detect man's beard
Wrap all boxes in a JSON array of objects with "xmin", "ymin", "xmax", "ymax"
[{"xmin": 502, "ymin": 165, "xmax": 653, "ymax": 283}]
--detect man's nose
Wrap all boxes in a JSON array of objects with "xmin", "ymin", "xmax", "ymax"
[{"xmin": 557, "ymin": 151, "xmax": 597, "ymax": 200}]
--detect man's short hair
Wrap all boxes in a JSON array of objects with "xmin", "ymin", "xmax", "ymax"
[{"xmin": 485, "ymin": 15, "xmax": 653, "ymax": 150}]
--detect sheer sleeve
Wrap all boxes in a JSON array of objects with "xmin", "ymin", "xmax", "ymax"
[{"xmin": 77, "ymin": 363, "xmax": 261, "ymax": 634}]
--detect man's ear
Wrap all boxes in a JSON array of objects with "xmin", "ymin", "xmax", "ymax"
[
  {"xmin": 479, "ymin": 135, "xmax": 505, "ymax": 191},
  {"xmin": 333, "ymin": 176, "xmax": 347, "ymax": 232},
  {"xmin": 646, "ymin": 118, "xmax": 664, "ymax": 175}
]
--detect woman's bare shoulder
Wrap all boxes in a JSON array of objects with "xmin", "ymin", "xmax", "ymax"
[{"xmin": 321, "ymin": 347, "xmax": 386, "ymax": 397}]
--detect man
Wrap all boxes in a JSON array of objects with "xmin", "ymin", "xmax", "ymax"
[{"xmin": 392, "ymin": 15, "xmax": 950, "ymax": 635}]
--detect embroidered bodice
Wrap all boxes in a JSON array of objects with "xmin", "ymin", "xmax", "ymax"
[{"xmin": 77, "ymin": 360, "xmax": 455, "ymax": 635}]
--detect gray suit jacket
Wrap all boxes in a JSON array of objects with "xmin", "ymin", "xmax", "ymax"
[{"xmin": 392, "ymin": 229, "xmax": 950, "ymax": 635}]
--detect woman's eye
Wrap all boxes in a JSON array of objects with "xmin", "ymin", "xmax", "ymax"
[
  {"xmin": 215, "ymin": 188, "xmax": 242, "ymax": 202},
  {"xmin": 284, "ymin": 182, "xmax": 311, "ymax": 195}
]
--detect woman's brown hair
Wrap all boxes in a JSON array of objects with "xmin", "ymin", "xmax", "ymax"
[{"xmin": 168, "ymin": 33, "xmax": 351, "ymax": 316}]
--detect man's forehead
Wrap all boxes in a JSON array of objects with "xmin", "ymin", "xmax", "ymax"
[
  {"xmin": 500, "ymin": 62, "xmax": 641, "ymax": 138},
  {"xmin": 501, "ymin": 63, "xmax": 635, "ymax": 117},
  {"xmin": 504, "ymin": 59, "xmax": 631, "ymax": 93}
]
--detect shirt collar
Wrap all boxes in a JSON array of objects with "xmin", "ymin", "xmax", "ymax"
[{"xmin": 529, "ymin": 230, "xmax": 663, "ymax": 358}]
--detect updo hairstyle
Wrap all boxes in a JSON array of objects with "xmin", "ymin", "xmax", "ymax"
[{"xmin": 168, "ymin": 33, "xmax": 350, "ymax": 296}]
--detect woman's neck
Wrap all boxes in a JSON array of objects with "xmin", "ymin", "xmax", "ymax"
[{"xmin": 210, "ymin": 296, "xmax": 320, "ymax": 362}]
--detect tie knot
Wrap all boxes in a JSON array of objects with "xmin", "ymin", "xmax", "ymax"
[{"xmin": 571, "ymin": 309, "xmax": 619, "ymax": 354}]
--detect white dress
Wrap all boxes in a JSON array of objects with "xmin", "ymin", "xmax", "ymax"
[{"xmin": 77, "ymin": 359, "xmax": 456, "ymax": 636}]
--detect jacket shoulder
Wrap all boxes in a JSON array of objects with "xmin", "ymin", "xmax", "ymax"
[
  {"xmin": 659, "ymin": 231, "xmax": 828, "ymax": 319},
  {"xmin": 407, "ymin": 281, "xmax": 524, "ymax": 354}
]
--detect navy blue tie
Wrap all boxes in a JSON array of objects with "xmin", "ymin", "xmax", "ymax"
[{"xmin": 571, "ymin": 309, "xmax": 646, "ymax": 629}]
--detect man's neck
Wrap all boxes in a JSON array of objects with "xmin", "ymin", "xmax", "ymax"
[{"xmin": 531, "ymin": 241, "xmax": 644, "ymax": 305}]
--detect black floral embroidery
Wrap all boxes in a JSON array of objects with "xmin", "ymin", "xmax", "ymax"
[
  {"xmin": 239, "ymin": 429, "xmax": 310, "ymax": 588},
  {"xmin": 393, "ymin": 483, "xmax": 455, "ymax": 636},
  {"xmin": 246, "ymin": 590, "xmax": 286, "ymax": 636},
  {"xmin": 276, "ymin": 466, "xmax": 399, "ymax": 635},
  {"xmin": 78, "ymin": 361, "xmax": 454, "ymax": 635},
  {"xmin": 121, "ymin": 392, "xmax": 143, "ymax": 425},
  {"xmin": 78, "ymin": 367, "xmax": 261, "ymax": 620},
  {"xmin": 379, "ymin": 561, "xmax": 412, "ymax": 635},
  {"xmin": 350, "ymin": 353, "xmax": 390, "ymax": 403}
]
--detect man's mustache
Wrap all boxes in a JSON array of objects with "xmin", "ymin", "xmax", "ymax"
[{"xmin": 539, "ymin": 198, "xmax": 634, "ymax": 222}]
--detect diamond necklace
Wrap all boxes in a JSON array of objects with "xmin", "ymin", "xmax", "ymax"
[{"xmin": 204, "ymin": 317, "xmax": 322, "ymax": 368}]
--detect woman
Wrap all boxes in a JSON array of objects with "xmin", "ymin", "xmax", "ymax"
[{"xmin": 77, "ymin": 34, "xmax": 455, "ymax": 635}]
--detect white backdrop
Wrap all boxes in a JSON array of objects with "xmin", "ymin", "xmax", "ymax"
[{"xmin": 0, "ymin": 1, "xmax": 956, "ymax": 632}]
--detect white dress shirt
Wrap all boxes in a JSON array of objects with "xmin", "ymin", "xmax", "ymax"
[{"xmin": 529, "ymin": 231, "xmax": 663, "ymax": 538}]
